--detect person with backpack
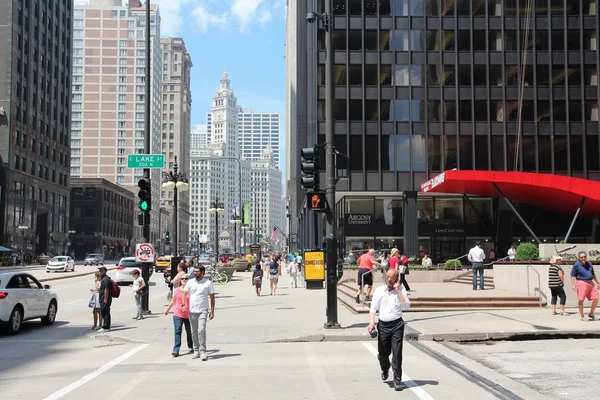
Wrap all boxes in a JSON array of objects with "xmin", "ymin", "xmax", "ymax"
[
  {"xmin": 252, "ymin": 263, "xmax": 264, "ymax": 296},
  {"xmin": 97, "ymin": 266, "xmax": 115, "ymax": 332}
]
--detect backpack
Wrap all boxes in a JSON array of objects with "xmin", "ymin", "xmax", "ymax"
[{"xmin": 110, "ymin": 279, "xmax": 121, "ymax": 298}]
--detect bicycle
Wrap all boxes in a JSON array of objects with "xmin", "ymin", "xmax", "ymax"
[{"xmin": 205, "ymin": 264, "xmax": 230, "ymax": 285}]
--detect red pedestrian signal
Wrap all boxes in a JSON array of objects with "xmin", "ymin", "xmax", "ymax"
[{"xmin": 307, "ymin": 192, "xmax": 326, "ymax": 211}]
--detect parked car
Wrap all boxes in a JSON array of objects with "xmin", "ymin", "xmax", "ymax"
[
  {"xmin": 84, "ymin": 253, "xmax": 104, "ymax": 266},
  {"xmin": 115, "ymin": 257, "xmax": 152, "ymax": 284},
  {"xmin": 154, "ymin": 256, "xmax": 171, "ymax": 272},
  {"xmin": 0, "ymin": 272, "xmax": 58, "ymax": 334},
  {"xmin": 46, "ymin": 256, "xmax": 75, "ymax": 273}
]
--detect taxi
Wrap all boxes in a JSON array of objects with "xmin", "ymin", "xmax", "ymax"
[{"xmin": 154, "ymin": 255, "xmax": 171, "ymax": 272}]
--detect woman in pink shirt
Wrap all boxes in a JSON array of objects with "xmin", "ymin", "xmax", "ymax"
[
  {"xmin": 164, "ymin": 274, "xmax": 193, "ymax": 357},
  {"xmin": 388, "ymin": 248, "xmax": 400, "ymax": 271}
]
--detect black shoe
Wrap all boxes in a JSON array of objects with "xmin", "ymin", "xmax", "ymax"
[
  {"xmin": 172, "ymin": 352, "xmax": 179, "ymax": 358},
  {"xmin": 394, "ymin": 383, "xmax": 404, "ymax": 391},
  {"xmin": 381, "ymin": 370, "xmax": 389, "ymax": 381},
  {"xmin": 355, "ymin": 295, "xmax": 360, "ymax": 304}
]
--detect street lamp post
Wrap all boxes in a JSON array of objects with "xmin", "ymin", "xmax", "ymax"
[
  {"xmin": 230, "ymin": 212, "xmax": 241, "ymax": 255},
  {"xmin": 162, "ymin": 156, "xmax": 190, "ymax": 259},
  {"xmin": 17, "ymin": 225, "xmax": 29, "ymax": 264},
  {"xmin": 308, "ymin": 0, "xmax": 340, "ymax": 329},
  {"xmin": 209, "ymin": 198, "xmax": 225, "ymax": 263}
]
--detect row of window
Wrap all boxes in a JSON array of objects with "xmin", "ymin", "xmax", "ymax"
[
  {"xmin": 323, "ymin": 0, "xmax": 597, "ymax": 17},
  {"xmin": 322, "ymin": 29, "xmax": 598, "ymax": 52},
  {"xmin": 323, "ymin": 64, "xmax": 599, "ymax": 87},
  {"xmin": 333, "ymin": 134, "xmax": 600, "ymax": 173},
  {"xmin": 318, "ymin": 99, "xmax": 600, "ymax": 122}
]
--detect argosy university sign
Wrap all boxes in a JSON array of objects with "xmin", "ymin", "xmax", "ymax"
[
  {"xmin": 421, "ymin": 172, "xmax": 446, "ymax": 193},
  {"xmin": 346, "ymin": 214, "xmax": 373, "ymax": 225}
]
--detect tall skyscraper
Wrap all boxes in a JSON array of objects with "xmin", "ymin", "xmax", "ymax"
[
  {"xmin": 287, "ymin": 0, "xmax": 600, "ymax": 260},
  {"xmin": 238, "ymin": 108, "xmax": 281, "ymax": 163},
  {"xmin": 250, "ymin": 149, "xmax": 282, "ymax": 248},
  {"xmin": 188, "ymin": 73, "xmax": 251, "ymax": 253},
  {"xmin": 160, "ymin": 37, "xmax": 192, "ymax": 245},
  {"xmin": 70, "ymin": 0, "xmax": 163, "ymax": 246},
  {"xmin": 0, "ymin": 0, "xmax": 73, "ymax": 253},
  {"xmin": 191, "ymin": 124, "xmax": 209, "ymax": 148}
]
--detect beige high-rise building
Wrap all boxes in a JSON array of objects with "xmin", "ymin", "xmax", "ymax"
[
  {"xmin": 71, "ymin": 0, "xmax": 163, "ymax": 247},
  {"xmin": 160, "ymin": 37, "xmax": 192, "ymax": 247}
]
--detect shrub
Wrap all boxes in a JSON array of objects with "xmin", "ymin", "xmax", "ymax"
[
  {"xmin": 516, "ymin": 243, "xmax": 539, "ymax": 260},
  {"xmin": 445, "ymin": 259, "xmax": 462, "ymax": 268}
]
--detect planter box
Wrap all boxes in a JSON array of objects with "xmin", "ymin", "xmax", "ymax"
[
  {"xmin": 223, "ymin": 267, "xmax": 236, "ymax": 278},
  {"xmin": 38, "ymin": 257, "xmax": 50, "ymax": 265},
  {"xmin": 233, "ymin": 261, "xmax": 250, "ymax": 272}
]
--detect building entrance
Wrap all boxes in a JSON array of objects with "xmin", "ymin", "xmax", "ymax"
[{"xmin": 432, "ymin": 239, "xmax": 464, "ymax": 264}]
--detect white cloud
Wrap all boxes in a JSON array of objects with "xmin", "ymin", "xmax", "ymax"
[
  {"xmin": 230, "ymin": 0, "xmax": 264, "ymax": 31},
  {"xmin": 191, "ymin": 3, "xmax": 228, "ymax": 33},
  {"xmin": 258, "ymin": 10, "xmax": 272, "ymax": 25}
]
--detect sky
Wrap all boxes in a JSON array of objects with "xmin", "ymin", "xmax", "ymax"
[{"xmin": 154, "ymin": 0, "xmax": 287, "ymax": 174}]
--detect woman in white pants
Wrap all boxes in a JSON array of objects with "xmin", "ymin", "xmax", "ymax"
[{"xmin": 288, "ymin": 259, "xmax": 299, "ymax": 288}]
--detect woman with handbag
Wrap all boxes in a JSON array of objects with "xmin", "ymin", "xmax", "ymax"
[
  {"xmin": 252, "ymin": 264, "xmax": 264, "ymax": 296},
  {"xmin": 89, "ymin": 272, "xmax": 103, "ymax": 330}
]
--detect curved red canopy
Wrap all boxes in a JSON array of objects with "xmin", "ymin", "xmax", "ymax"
[{"xmin": 420, "ymin": 170, "xmax": 600, "ymax": 217}]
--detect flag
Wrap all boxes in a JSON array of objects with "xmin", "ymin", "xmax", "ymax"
[
  {"xmin": 270, "ymin": 226, "xmax": 283, "ymax": 241},
  {"xmin": 243, "ymin": 201, "xmax": 250, "ymax": 225}
]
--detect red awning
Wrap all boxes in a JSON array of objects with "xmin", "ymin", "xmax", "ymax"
[
  {"xmin": 118, "ymin": 239, "xmax": 128, "ymax": 247},
  {"xmin": 103, "ymin": 238, "xmax": 112, "ymax": 246},
  {"xmin": 420, "ymin": 170, "xmax": 600, "ymax": 217}
]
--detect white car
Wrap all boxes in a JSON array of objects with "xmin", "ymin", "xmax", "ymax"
[
  {"xmin": 115, "ymin": 257, "xmax": 151, "ymax": 284},
  {"xmin": 0, "ymin": 272, "xmax": 58, "ymax": 334},
  {"xmin": 46, "ymin": 256, "xmax": 75, "ymax": 273}
]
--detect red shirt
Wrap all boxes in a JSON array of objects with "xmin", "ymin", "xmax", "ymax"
[
  {"xmin": 173, "ymin": 287, "xmax": 190, "ymax": 319},
  {"xmin": 358, "ymin": 253, "xmax": 374, "ymax": 270},
  {"xmin": 388, "ymin": 256, "xmax": 399, "ymax": 270}
]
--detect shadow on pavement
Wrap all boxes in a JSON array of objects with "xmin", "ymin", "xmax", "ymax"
[
  {"xmin": 0, "ymin": 320, "xmax": 70, "ymax": 336},
  {"xmin": 407, "ymin": 311, "xmax": 556, "ymax": 331},
  {"xmin": 344, "ymin": 322, "xmax": 369, "ymax": 329},
  {"xmin": 209, "ymin": 353, "xmax": 241, "ymax": 360},
  {"xmin": 385, "ymin": 380, "xmax": 439, "ymax": 389}
]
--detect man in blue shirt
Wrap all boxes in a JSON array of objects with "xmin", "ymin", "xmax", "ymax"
[{"xmin": 570, "ymin": 251, "xmax": 600, "ymax": 321}]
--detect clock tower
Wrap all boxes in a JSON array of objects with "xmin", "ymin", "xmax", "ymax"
[{"xmin": 210, "ymin": 71, "xmax": 239, "ymax": 151}]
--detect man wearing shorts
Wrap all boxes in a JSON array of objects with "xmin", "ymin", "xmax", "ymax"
[
  {"xmin": 570, "ymin": 251, "xmax": 600, "ymax": 321},
  {"xmin": 356, "ymin": 249, "xmax": 381, "ymax": 303}
]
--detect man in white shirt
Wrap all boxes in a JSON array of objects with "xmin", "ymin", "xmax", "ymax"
[
  {"xmin": 288, "ymin": 259, "xmax": 299, "ymax": 288},
  {"xmin": 468, "ymin": 241, "xmax": 486, "ymax": 290},
  {"xmin": 367, "ymin": 269, "xmax": 410, "ymax": 392},
  {"xmin": 182, "ymin": 265, "xmax": 215, "ymax": 361},
  {"xmin": 507, "ymin": 244, "xmax": 516, "ymax": 260}
]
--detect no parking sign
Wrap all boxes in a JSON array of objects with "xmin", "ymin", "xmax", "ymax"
[{"xmin": 135, "ymin": 243, "xmax": 155, "ymax": 263}]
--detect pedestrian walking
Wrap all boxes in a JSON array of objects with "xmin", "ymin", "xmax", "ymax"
[
  {"xmin": 288, "ymin": 258, "xmax": 299, "ymax": 288},
  {"xmin": 97, "ymin": 266, "xmax": 112, "ymax": 332},
  {"xmin": 388, "ymin": 248, "xmax": 400, "ymax": 271},
  {"xmin": 90, "ymin": 272, "xmax": 103, "ymax": 330},
  {"xmin": 165, "ymin": 274, "xmax": 193, "ymax": 357},
  {"xmin": 367, "ymin": 269, "xmax": 410, "ymax": 392},
  {"xmin": 549, "ymin": 255, "xmax": 567, "ymax": 316},
  {"xmin": 398, "ymin": 250, "xmax": 411, "ymax": 291},
  {"xmin": 268, "ymin": 254, "xmax": 281, "ymax": 295},
  {"xmin": 182, "ymin": 266, "xmax": 215, "ymax": 361},
  {"xmin": 130, "ymin": 269, "xmax": 146, "ymax": 320},
  {"xmin": 570, "ymin": 251, "xmax": 600, "ymax": 321},
  {"xmin": 356, "ymin": 249, "xmax": 381, "ymax": 303},
  {"xmin": 507, "ymin": 244, "xmax": 516, "ymax": 261},
  {"xmin": 296, "ymin": 253, "xmax": 303, "ymax": 274},
  {"xmin": 468, "ymin": 241, "xmax": 486, "ymax": 290},
  {"xmin": 252, "ymin": 264, "xmax": 264, "ymax": 296}
]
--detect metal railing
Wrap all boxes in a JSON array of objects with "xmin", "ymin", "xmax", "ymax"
[{"xmin": 526, "ymin": 264, "xmax": 544, "ymax": 307}]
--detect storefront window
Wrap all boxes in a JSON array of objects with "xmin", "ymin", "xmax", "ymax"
[
  {"xmin": 418, "ymin": 238, "xmax": 431, "ymax": 259},
  {"xmin": 346, "ymin": 237, "xmax": 375, "ymax": 256},
  {"xmin": 346, "ymin": 198, "xmax": 374, "ymax": 214},
  {"xmin": 375, "ymin": 237, "xmax": 402, "ymax": 252},
  {"xmin": 434, "ymin": 198, "xmax": 464, "ymax": 225},
  {"xmin": 417, "ymin": 197, "xmax": 433, "ymax": 224},
  {"xmin": 374, "ymin": 198, "xmax": 403, "ymax": 225},
  {"xmin": 464, "ymin": 198, "xmax": 493, "ymax": 225}
]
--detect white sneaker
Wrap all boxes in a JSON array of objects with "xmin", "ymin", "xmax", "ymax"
[
  {"xmin": 200, "ymin": 352, "xmax": 208, "ymax": 361},
  {"xmin": 191, "ymin": 353, "xmax": 200, "ymax": 359},
  {"xmin": 97, "ymin": 328, "xmax": 110, "ymax": 332}
]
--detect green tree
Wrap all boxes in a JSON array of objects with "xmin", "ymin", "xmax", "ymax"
[{"xmin": 516, "ymin": 243, "xmax": 539, "ymax": 260}]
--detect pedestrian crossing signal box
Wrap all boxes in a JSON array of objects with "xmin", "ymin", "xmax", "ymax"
[
  {"xmin": 306, "ymin": 192, "xmax": 326, "ymax": 212},
  {"xmin": 304, "ymin": 250, "xmax": 325, "ymax": 290}
]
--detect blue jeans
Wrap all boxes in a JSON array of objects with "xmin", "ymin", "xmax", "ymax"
[
  {"xmin": 472, "ymin": 263, "xmax": 484, "ymax": 290},
  {"xmin": 173, "ymin": 316, "xmax": 193, "ymax": 353}
]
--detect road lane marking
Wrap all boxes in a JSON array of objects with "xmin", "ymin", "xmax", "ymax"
[
  {"xmin": 361, "ymin": 342, "xmax": 435, "ymax": 400},
  {"xmin": 41, "ymin": 343, "xmax": 149, "ymax": 400}
]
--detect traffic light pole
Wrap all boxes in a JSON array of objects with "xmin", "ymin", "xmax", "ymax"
[
  {"xmin": 141, "ymin": 0, "xmax": 152, "ymax": 314},
  {"xmin": 323, "ymin": 0, "xmax": 340, "ymax": 329}
]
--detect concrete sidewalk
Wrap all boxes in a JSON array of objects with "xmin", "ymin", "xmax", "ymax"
[{"xmin": 93, "ymin": 270, "xmax": 600, "ymax": 345}]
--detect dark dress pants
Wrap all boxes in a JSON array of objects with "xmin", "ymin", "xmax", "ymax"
[
  {"xmin": 100, "ymin": 302, "xmax": 111, "ymax": 329},
  {"xmin": 377, "ymin": 317, "xmax": 405, "ymax": 385}
]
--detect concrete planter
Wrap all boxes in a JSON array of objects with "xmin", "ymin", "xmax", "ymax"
[
  {"xmin": 223, "ymin": 267, "xmax": 236, "ymax": 278},
  {"xmin": 38, "ymin": 256, "xmax": 50, "ymax": 265},
  {"xmin": 233, "ymin": 261, "xmax": 251, "ymax": 272}
]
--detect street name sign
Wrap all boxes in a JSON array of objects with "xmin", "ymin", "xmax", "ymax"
[
  {"xmin": 127, "ymin": 154, "xmax": 165, "ymax": 169},
  {"xmin": 135, "ymin": 243, "xmax": 155, "ymax": 263}
]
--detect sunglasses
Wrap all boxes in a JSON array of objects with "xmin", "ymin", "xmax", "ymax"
[{"xmin": 182, "ymin": 278, "xmax": 189, "ymax": 280}]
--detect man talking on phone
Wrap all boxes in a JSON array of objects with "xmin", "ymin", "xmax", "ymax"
[{"xmin": 368, "ymin": 269, "xmax": 410, "ymax": 391}]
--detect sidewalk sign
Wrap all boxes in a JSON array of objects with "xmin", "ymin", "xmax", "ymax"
[
  {"xmin": 135, "ymin": 243, "xmax": 155, "ymax": 263},
  {"xmin": 303, "ymin": 249, "xmax": 325, "ymax": 289}
]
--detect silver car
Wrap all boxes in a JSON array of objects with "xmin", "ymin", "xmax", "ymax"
[{"xmin": 84, "ymin": 253, "xmax": 104, "ymax": 266}]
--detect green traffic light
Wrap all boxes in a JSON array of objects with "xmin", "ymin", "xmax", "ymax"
[{"xmin": 138, "ymin": 200, "xmax": 149, "ymax": 211}]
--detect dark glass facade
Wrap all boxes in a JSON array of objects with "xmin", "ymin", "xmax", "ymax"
[{"xmin": 292, "ymin": 0, "xmax": 600, "ymax": 258}]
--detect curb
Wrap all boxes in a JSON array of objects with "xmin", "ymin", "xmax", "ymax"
[{"xmin": 38, "ymin": 267, "xmax": 117, "ymax": 283}]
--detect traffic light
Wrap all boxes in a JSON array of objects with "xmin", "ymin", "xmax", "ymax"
[
  {"xmin": 300, "ymin": 147, "xmax": 319, "ymax": 190},
  {"xmin": 137, "ymin": 177, "xmax": 151, "ymax": 212},
  {"xmin": 165, "ymin": 231, "xmax": 170, "ymax": 245}
]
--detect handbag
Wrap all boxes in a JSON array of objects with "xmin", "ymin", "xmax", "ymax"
[{"xmin": 88, "ymin": 295, "xmax": 96, "ymax": 308}]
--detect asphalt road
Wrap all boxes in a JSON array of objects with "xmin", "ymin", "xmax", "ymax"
[
  {"xmin": 446, "ymin": 339, "xmax": 600, "ymax": 399},
  {"xmin": 0, "ymin": 270, "xmax": 557, "ymax": 399}
]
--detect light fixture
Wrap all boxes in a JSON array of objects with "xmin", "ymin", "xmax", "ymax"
[{"xmin": 161, "ymin": 181, "xmax": 176, "ymax": 190}]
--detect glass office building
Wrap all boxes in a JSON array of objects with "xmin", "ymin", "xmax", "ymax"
[{"xmin": 287, "ymin": 0, "xmax": 600, "ymax": 262}]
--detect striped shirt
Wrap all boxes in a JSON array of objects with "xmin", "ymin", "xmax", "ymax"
[{"xmin": 548, "ymin": 264, "xmax": 564, "ymax": 288}]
